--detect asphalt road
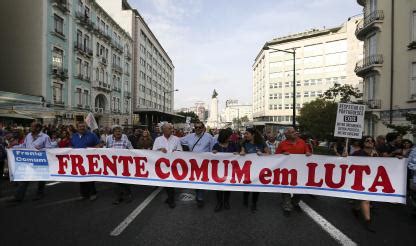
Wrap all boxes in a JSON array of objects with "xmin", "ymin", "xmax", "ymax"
[{"xmin": 0, "ymin": 180, "xmax": 415, "ymax": 246}]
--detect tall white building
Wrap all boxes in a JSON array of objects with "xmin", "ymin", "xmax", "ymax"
[
  {"xmin": 252, "ymin": 17, "xmax": 363, "ymax": 125},
  {"xmin": 222, "ymin": 100, "xmax": 253, "ymax": 124},
  {"xmin": 96, "ymin": 0, "xmax": 175, "ymax": 127}
]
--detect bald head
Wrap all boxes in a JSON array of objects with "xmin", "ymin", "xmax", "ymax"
[{"xmin": 284, "ymin": 127, "xmax": 297, "ymax": 141}]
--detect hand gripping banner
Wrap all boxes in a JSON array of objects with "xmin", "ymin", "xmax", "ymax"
[{"xmin": 7, "ymin": 148, "xmax": 407, "ymax": 203}]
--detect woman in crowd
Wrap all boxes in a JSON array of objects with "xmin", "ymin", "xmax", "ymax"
[
  {"xmin": 333, "ymin": 138, "xmax": 347, "ymax": 156},
  {"xmin": 351, "ymin": 136, "xmax": 378, "ymax": 232},
  {"xmin": 400, "ymin": 139, "xmax": 413, "ymax": 158},
  {"xmin": 138, "ymin": 129, "xmax": 153, "ymax": 150},
  {"xmin": 58, "ymin": 130, "xmax": 71, "ymax": 148},
  {"xmin": 212, "ymin": 128, "xmax": 240, "ymax": 212},
  {"xmin": 239, "ymin": 128, "xmax": 270, "ymax": 212}
]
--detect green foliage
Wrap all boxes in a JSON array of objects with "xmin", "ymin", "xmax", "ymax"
[
  {"xmin": 385, "ymin": 113, "xmax": 416, "ymax": 136},
  {"xmin": 320, "ymin": 84, "xmax": 362, "ymax": 103},
  {"xmin": 297, "ymin": 99, "xmax": 338, "ymax": 140}
]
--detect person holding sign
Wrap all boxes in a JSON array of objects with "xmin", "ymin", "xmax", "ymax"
[
  {"xmin": 351, "ymin": 136, "xmax": 378, "ymax": 232},
  {"xmin": 153, "ymin": 122, "xmax": 182, "ymax": 208},
  {"xmin": 7, "ymin": 122, "xmax": 52, "ymax": 203},
  {"xmin": 240, "ymin": 128, "xmax": 270, "ymax": 212},
  {"xmin": 276, "ymin": 127, "xmax": 311, "ymax": 215}
]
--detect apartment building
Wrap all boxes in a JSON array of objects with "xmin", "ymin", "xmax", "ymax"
[
  {"xmin": 355, "ymin": 0, "xmax": 416, "ymax": 137},
  {"xmin": 252, "ymin": 17, "xmax": 363, "ymax": 125},
  {"xmin": 0, "ymin": 0, "xmax": 133, "ymax": 127}
]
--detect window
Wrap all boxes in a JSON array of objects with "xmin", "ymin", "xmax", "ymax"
[
  {"xmin": 83, "ymin": 90, "xmax": 89, "ymax": 106},
  {"xmin": 76, "ymin": 58, "xmax": 82, "ymax": 76},
  {"xmin": 285, "ymin": 104, "xmax": 290, "ymax": 109},
  {"xmin": 285, "ymin": 93, "xmax": 290, "ymax": 99},
  {"xmin": 366, "ymin": 75, "xmax": 375, "ymax": 100},
  {"xmin": 84, "ymin": 35, "xmax": 90, "ymax": 51},
  {"xmin": 83, "ymin": 61, "xmax": 89, "ymax": 79},
  {"xmin": 278, "ymin": 104, "xmax": 282, "ymax": 110},
  {"xmin": 304, "ymin": 92, "xmax": 309, "ymax": 97},
  {"xmin": 54, "ymin": 14, "xmax": 64, "ymax": 35},
  {"xmin": 310, "ymin": 91, "xmax": 316, "ymax": 97},
  {"xmin": 269, "ymin": 104, "xmax": 273, "ymax": 110},
  {"xmin": 367, "ymin": 34, "xmax": 377, "ymax": 56},
  {"xmin": 296, "ymin": 92, "xmax": 301, "ymax": 98},
  {"xmin": 269, "ymin": 94, "xmax": 273, "ymax": 100},
  {"xmin": 304, "ymin": 80, "xmax": 309, "ymax": 86},
  {"xmin": 369, "ymin": 0, "xmax": 377, "ymax": 13},
  {"xmin": 52, "ymin": 47, "xmax": 63, "ymax": 68},
  {"xmin": 53, "ymin": 82, "xmax": 63, "ymax": 103},
  {"xmin": 76, "ymin": 30, "xmax": 82, "ymax": 47},
  {"xmin": 411, "ymin": 62, "xmax": 416, "ymax": 97},
  {"xmin": 76, "ymin": 88, "xmax": 82, "ymax": 105}
]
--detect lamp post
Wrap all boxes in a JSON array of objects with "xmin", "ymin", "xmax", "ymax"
[
  {"xmin": 263, "ymin": 46, "xmax": 296, "ymax": 128},
  {"xmin": 163, "ymin": 89, "xmax": 179, "ymax": 120}
]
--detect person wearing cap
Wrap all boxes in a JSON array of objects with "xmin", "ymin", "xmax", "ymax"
[
  {"xmin": 106, "ymin": 125, "xmax": 134, "ymax": 204},
  {"xmin": 152, "ymin": 122, "xmax": 182, "ymax": 208},
  {"xmin": 180, "ymin": 121, "xmax": 216, "ymax": 208}
]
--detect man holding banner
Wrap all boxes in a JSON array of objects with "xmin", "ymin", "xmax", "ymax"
[
  {"xmin": 152, "ymin": 122, "xmax": 182, "ymax": 208},
  {"xmin": 71, "ymin": 122, "xmax": 101, "ymax": 201},
  {"xmin": 276, "ymin": 127, "xmax": 312, "ymax": 215},
  {"xmin": 7, "ymin": 122, "xmax": 52, "ymax": 203},
  {"xmin": 180, "ymin": 121, "xmax": 216, "ymax": 208}
]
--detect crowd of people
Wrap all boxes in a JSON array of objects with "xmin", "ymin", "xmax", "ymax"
[{"xmin": 0, "ymin": 120, "xmax": 415, "ymax": 233}]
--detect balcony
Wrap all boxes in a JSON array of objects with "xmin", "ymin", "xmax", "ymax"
[
  {"xmin": 355, "ymin": 10, "xmax": 384, "ymax": 40},
  {"xmin": 74, "ymin": 42, "xmax": 93, "ymax": 57},
  {"xmin": 94, "ymin": 107, "xmax": 104, "ymax": 114},
  {"xmin": 53, "ymin": 100, "xmax": 65, "ymax": 106},
  {"xmin": 364, "ymin": 99, "xmax": 382, "ymax": 110},
  {"xmin": 354, "ymin": 54, "xmax": 383, "ymax": 77},
  {"xmin": 51, "ymin": 66, "xmax": 68, "ymax": 80},
  {"xmin": 112, "ymin": 64, "xmax": 123, "ymax": 74},
  {"xmin": 100, "ymin": 57, "xmax": 108, "ymax": 66},
  {"xmin": 93, "ymin": 80, "xmax": 111, "ymax": 92},
  {"xmin": 51, "ymin": 0, "xmax": 70, "ymax": 14},
  {"xmin": 112, "ymin": 40, "xmax": 124, "ymax": 54},
  {"xmin": 125, "ymin": 51, "xmax": 132, "ymax": 60},
  {"xmin": 75, "ymin": 11, "xmax": 94, "ymax": 30}
]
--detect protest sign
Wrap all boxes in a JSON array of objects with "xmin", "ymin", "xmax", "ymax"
[{"xmin": 334, "ymin": 103, "xmax": 365, "ymax": 139}]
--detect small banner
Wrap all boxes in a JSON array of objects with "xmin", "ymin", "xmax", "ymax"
[
  {"xmin": 334, "ymin": 103, "xmax": 365, "ymax": 139},
  {"xmin": 6, "ymin": 148, "xmax": 407, "ymax": 204}
]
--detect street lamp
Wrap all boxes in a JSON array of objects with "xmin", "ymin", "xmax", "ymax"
[
  {"xmin": 263, "ymin": 46, "xmax": 296, "ymax": 128},
  {"xmin": 163, "ymin": 89, "xmax": 179, "ymax": 114}
]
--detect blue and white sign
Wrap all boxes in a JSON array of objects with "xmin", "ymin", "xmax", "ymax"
[{"xmin": 7, "ymin": 149, "xmax": 50, "ymax": 181}]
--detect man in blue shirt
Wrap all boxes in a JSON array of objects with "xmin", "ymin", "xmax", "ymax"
[
  {"xmin": 180, "ymin": 121, "xmax": 216, "ymax": 207},
  {"xmin": 71, "ymin": 122, "xmax": 100, "ymax": 201}
]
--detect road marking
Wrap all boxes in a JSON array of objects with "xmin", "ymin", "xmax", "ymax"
[
  {"xmin": 299, "ymin": 201, "xmax": 357, "ymax": 246},
  {"xmin": 46, "ymin": 182, "xmax": 61, "ymax": 186},
  {"xmin": 110, "ymin": 187, "xmax": 162, "ymax": 237},
  {"xmin": 36, "ymin": 197, "xmax": 80, "ymax": 208}
]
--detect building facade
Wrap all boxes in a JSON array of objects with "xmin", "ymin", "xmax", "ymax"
[
  {"xmin": 355, "ymin": 0, "xmax": 416, "ymax": 137},
  {"xmin": 0, "ymin": 0, "xmax": 133, "ymax": 127},
  {"xmin": 222, "ymin": 100, "xmax": 253, "ymax": 127},
  {"xmin": 252, "ymin": 17, "xmax": 363, "ymax": 125},
  {"xmin": 96, "ymin": 0, "xmax": 176, "ymax": 128}
]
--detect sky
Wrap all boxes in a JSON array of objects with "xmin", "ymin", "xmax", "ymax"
[{"xmin": 128, "ymin": 0, "xmax": 362, "ymax": 111}]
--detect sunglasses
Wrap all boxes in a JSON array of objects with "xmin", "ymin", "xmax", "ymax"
[
  {"xmin": 365, "ymin": 139, "xmax": 374, "ymax": 143},
  {"xmin": 194, "ymin": 126, "xmax": 203, "ymax": 129}
]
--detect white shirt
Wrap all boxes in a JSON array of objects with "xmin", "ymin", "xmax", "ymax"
[{"xmin": 152, "ymin": 135, "xmax": 183, "ymax": 153}]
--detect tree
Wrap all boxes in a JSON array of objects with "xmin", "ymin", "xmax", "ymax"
[
  {"xmin": 320, "ymin": 84, "xmax": 362, "ymax": 103},
  {"xmin": 175, "ymin": 111, "xmax": 199, "ymax": 123},
  {"xmin": 297, "ymin": 99, "xmax": 338, "ymax": 140},
  {"xmin": 385, "ymin": 113, "xmax": 416, "ymax": 136}
]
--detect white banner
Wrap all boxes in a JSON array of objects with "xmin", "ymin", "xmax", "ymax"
[{"xmin": 7, "ymin": 148, "xmax": 407, "ymax": 203}]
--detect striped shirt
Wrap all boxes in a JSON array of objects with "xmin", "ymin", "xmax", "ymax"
[{"xmin": 106, "ymin": 134, "xmax": 133, "ymax": 149}]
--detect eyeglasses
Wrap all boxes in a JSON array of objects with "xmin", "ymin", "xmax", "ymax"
[
  {"xmin": 365, "ymin": 139, "xmax": 374, "ymax": 143},
  {"xmin": 195, "ymin": 126, "xmax": 203, "ymax": 129}
]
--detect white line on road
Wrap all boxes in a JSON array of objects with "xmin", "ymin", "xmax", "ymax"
[
  {"xmin": 46, "ymin": 182, "xmax": 61, "ymax": 186},
  {"xmin": 110, "ymin": 187, "xmax": 162, "ymax": 237},
  {"xmin": 299, "ymin": 201, "xmax": 357, "ymax": 246}
]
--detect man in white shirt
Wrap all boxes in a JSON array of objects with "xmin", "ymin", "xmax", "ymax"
[{"xmin": 152, "ymin": 122, "xmax": 182, "ymax": 208}]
